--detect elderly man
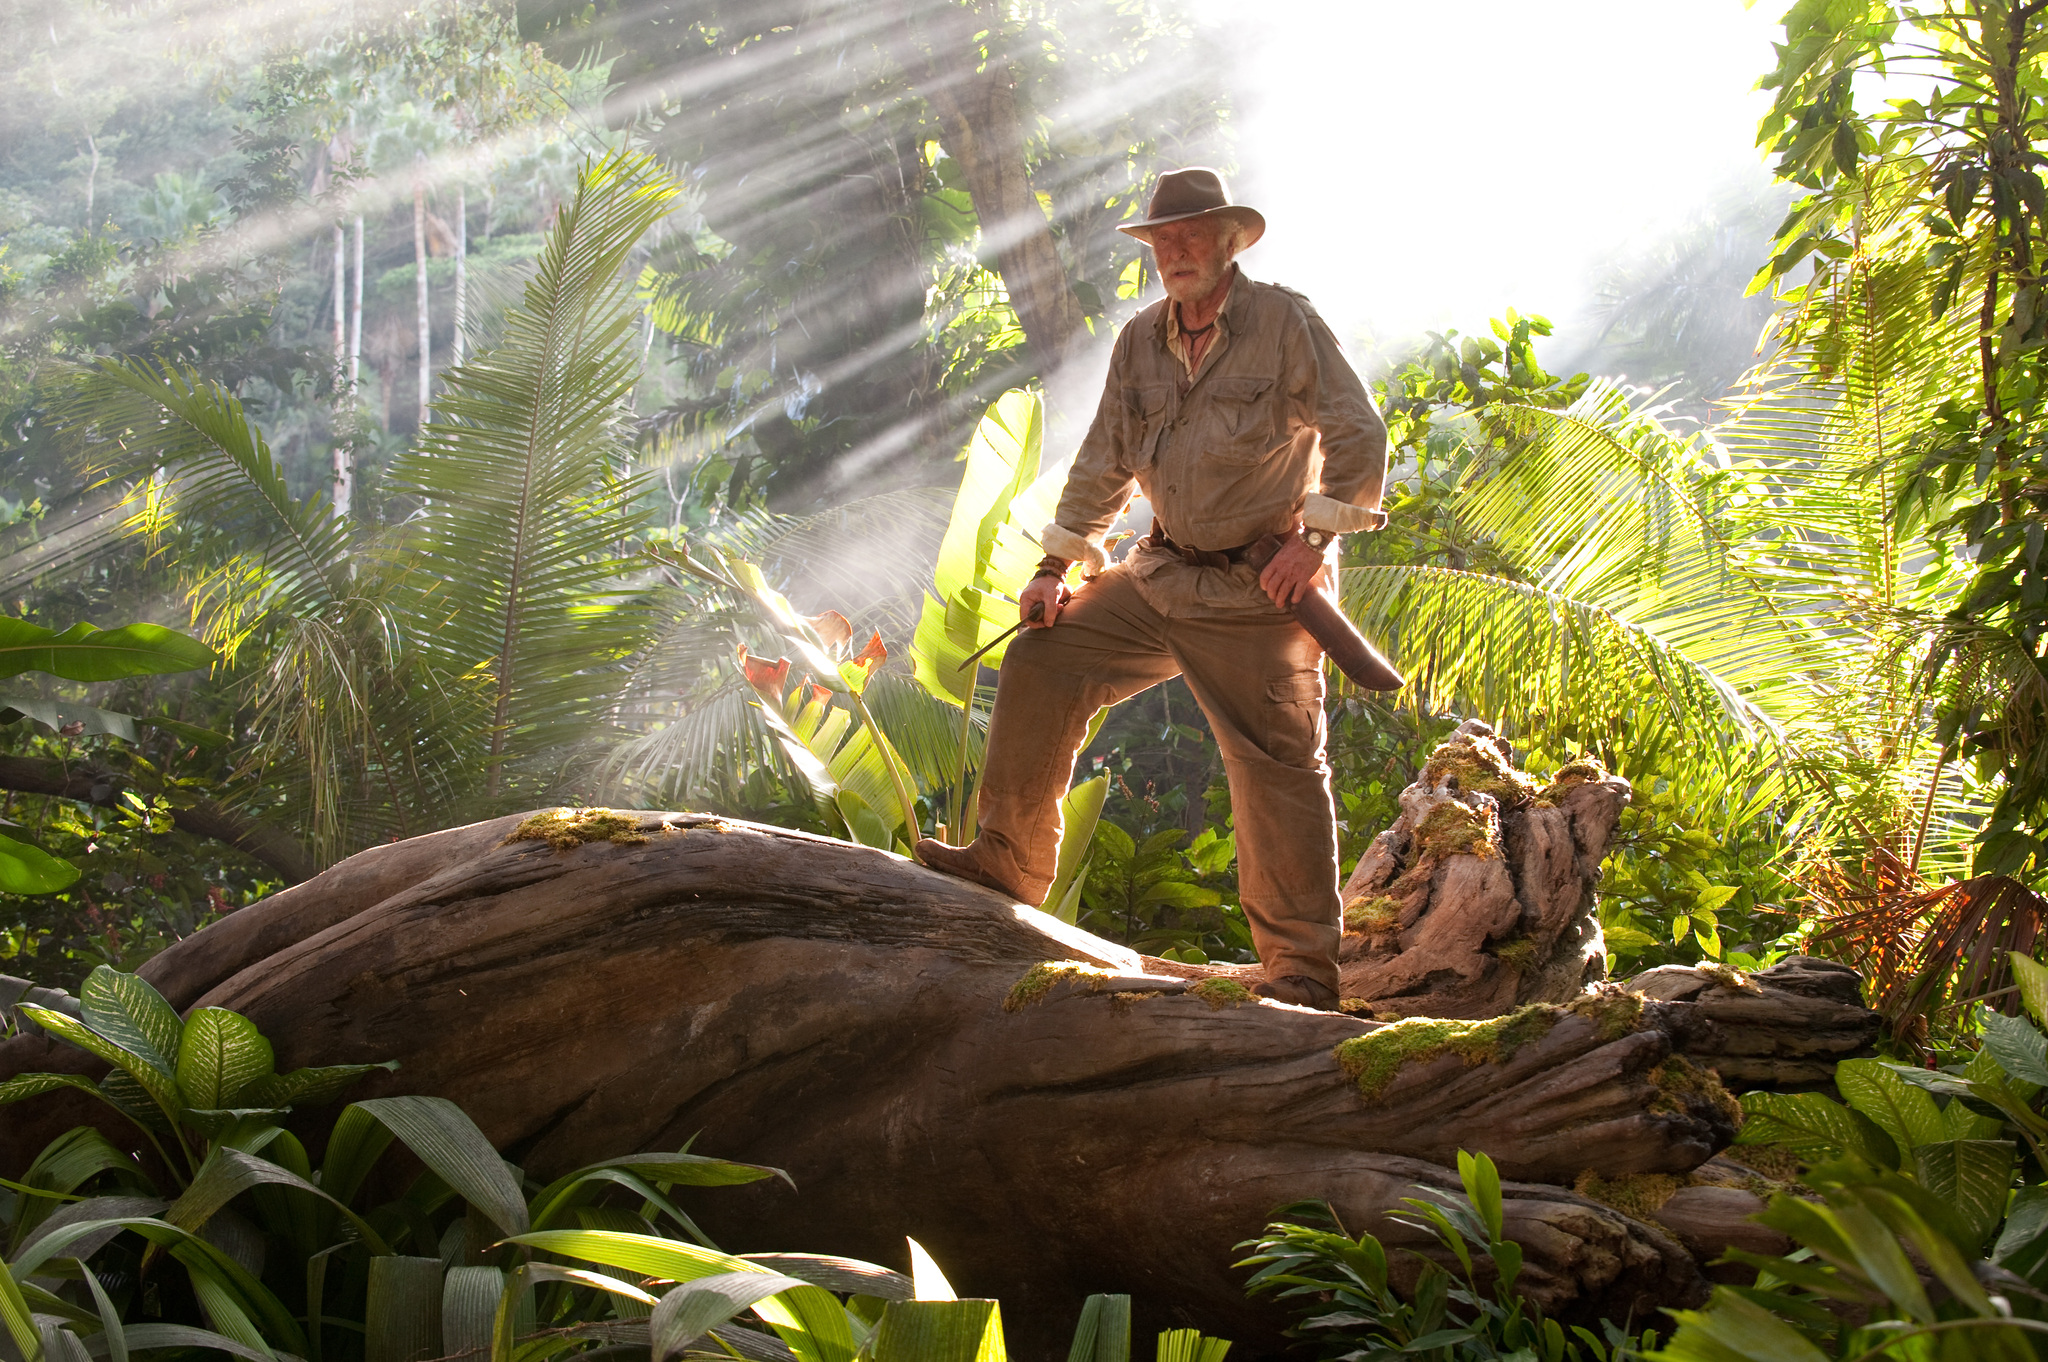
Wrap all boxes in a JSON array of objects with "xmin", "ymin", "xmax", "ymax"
[{"xmin": 917, "ymin": 167, "xmax": 1388, "ymax": 1010}]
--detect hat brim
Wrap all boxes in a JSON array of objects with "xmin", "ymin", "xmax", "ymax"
[{"xmin": 1118, "ymin": 203, "xmax": 1266, "ymax": 249}]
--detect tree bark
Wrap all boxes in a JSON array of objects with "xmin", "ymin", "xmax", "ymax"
[
  {"xmin": 414, "ymin": 153, "xmax": 432, "ymax": 431},
  {"xmin": 0, "ymin": 813, "xmax": 1841, "ymax": 1352},
  {"xmin": 453, "ymin": 185, "xmax": 467, "ymax": 368},
  {"xmin": 0, "ymin": 755, "xmax": 316, "ymax": 884},
  {"xmin": 898, "ymin": 3, "xmax": 1087, "ymax": 375},
  {"xmin": 1336, "ymin": 721, "xmax": 1625, "ymax": 1018}
]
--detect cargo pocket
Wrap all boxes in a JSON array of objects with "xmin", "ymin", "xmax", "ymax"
[
  {"xmin": 1264, "ymin": 670, "xmax": 1326, "ymax": 765},
  {"xmin": 1207, "ymin": 375, "xmax": 1276, "ymax": 462},
  {"xmin": 1123, "ymin": 383, "xmax": 1172, "ymax": 469}
]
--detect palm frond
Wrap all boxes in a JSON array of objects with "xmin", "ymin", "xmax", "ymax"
[
  {"xmin": 55, "ymin": 357, "xmax": 353, "ymax": 652},
  {"xmin": 391, "ymin": 148, "xmax": 678, "ymax": 798},
  {"xmin": 1344, "ymin": 562, "xmax": 1778, "ymax": 758}
]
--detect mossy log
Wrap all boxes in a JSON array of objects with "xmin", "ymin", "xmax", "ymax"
[{"xmin": 0, "ymin": 812, "xmax": 1863, "ymax": 1352}]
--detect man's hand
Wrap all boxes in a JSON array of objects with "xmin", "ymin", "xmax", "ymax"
[
  {"xmin": 1020, "ymin": 573, "xmax": 1071, "ymax": 628},
  {"xmin": 1258, "ymin": 534, "xmax": 1333, "ymax": 608}
]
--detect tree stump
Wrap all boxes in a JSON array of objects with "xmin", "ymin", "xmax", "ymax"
[
  {"xmin": 0, "ymin": 810, "xmax": 1880, "ymax": 1354},
  {"xmin": 1337, "ymin": 720, "xmax": 1629, "ymax": 1018}
]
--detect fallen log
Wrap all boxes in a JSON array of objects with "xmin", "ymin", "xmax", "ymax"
[{"xmin": 1, "ymin": 809, "xmax": 1735, "ymax": 1351}]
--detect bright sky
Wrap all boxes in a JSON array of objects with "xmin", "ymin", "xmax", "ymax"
[{"xmin": 1189, "ymin": 0, "xmax": 1787, "ymax": 347}]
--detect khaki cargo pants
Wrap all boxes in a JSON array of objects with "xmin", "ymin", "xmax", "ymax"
[{"xmin": 964, "ymin": 563, "xmax": 1343, "ymax": 992}]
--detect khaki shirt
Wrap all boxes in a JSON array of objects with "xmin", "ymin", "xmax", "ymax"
[{"xmin": 1044, "ymin": 267, "xmax": 1388, "ymax": 567}]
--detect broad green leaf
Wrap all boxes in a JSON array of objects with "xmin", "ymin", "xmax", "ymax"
[
  {"xmin": 166, "ymin": 1147, "xmax": 391, "ymax": 1253},
  {"xmin": 8, "ymin": 1127, "xmax": 148, "ymax": 1249},
  {"xmin": 73, "ymin": 1260, "xmax": 125, "ymax": 1362},
  {"xmin": 650, "ymin": 1273, "xmax": 807, "ymax": 1362},
  {"xmin": 1456, "ymin": 1150, "xmax": 1505, "ymax": 1243},
  {"xmin": 441, "ymin": 1266, "xmax": 503, "ymax": 1362},
  {"xmin": 0, "ymin": 1251, "xmax": 43, "ymax": 1362},
  {"xmin": 1042, "ymin": 777, "xmax": 1108, "ymax": 921},
  {"xmin": 867, "ymin": 1300, "xmax": 1005, "ymax": 1362},
  {"xmin": 1995, "ymin": 1185, "xmax": 2048, "ymax": 1275},
  {"xmin": 755, "ymin": 1283, "xmax": 856, "ymax": 1362},
  {"xmin": 239, "ymin": 1061, "xmax": 397, "ymax": 1109},
  {"xmin": 1154, "ymin": 1330, "xmax": 1229, "ymax": 1362},
  {"xmin": 908, "ymin": 1239, "xmax": 954, "ymax": 1302},
  {"xmin": 1655, "ymin": 1288, "xmax": 1831, "ymax": 1361},
  {"xmin": 1909, "ymin": 1139, "xmax": 2015, "ymax": 1252},
  {"xmin": 316, "ymin": 1105, "xmax": 397, "ymax": 1208},
  {"xmin": 1979, "ymin": 1006, "xmax": 2048, "ymax": 1087},
  {"xmin": 366, "ymin": 1256, "xmax": 442, "ymax": 1362},
  {"xmin": 1737, "ymin": 1090, "xmax": 1899, "ymax": 1167},
  {"xmin": 490, "ymin": 1264, "xmax": 655, "ymax": 1362},
  {"xmin": 0, "ymin": 834, "xmax": 80, "ymax": 895},
  {"xmin": 19, "ymin": 1007, "xmax": 181, "ymax": 1121},
  {"xmin": 0, "ymin": 619, "xmax": 216, "ymax": 682},
  {"xmin": 0, "ymin": 699, "xmax": 138, "ymax": 743},
  {"xmin": 12, "ymin": 1215, "xmax": 306, "ymax": 1354},
  {"xmin": 528, "ymin": 1152, "xmax": 788, "ymax": 1229},
  {"xmin": 189, "ymin": 1266, "xmax": 276, "ymax": 1360},
  {"xmin": 1827, "ymin": 1192, "xmax": 1932, "ymax": 1320},
  {"xmin": 79, "ymin": 968, "xmax": 182, "ymax": 1077},
  {"xmin": 0, "ymin": 1073, "xmax": 108, "ymax": 1108},
  {"xmin": 502, "ymin": 1229, "xmax": 761, "ymax": 1283},
  {"xmin": 1837, "ymin": 1058, "xmax": 1946, "ymax": 1153},
  {"xmin": 81, "ymin": 1324, "xmax": 278, "ymax": 1362},
  {"xmin": 934, "ymin": 392, "xmax": 1043, "ymax": 603},
  {"xmin": 740, "ymin": 1256, "xmax": 911, "ymax": 1301},
  {"xmin": 2013, "ymin": 951, "xmax": 2048, "ymax": 1030},
  {"xmin": 175, "ymin": 1009, "xmax": 274, "ymax": 1110},
  {"xmin": 1064, "ymin": 1295, "xmax": 1130, "ymax": 1362},
  {"xmin": 348, "ymin": 1096, "xmax": 528, "ymax": 1237}
]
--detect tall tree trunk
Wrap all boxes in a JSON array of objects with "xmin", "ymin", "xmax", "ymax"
[
  {"xmin": 83, "ymin": 134, "xmax": 99, "ymax": 236},
  {"xmin": 899, "ymin": 5, "xmax": 1086, "ymax": 375},
  {"xmin": 350, "ymin": 215, "xmax": 364, "ymax": 389},
  {"xmin": 332, "ymin": 223, "xmax": 352, "ymax": 518},
  {"xmin": 453, "ymin": 186, "xmax": 468, "ymax": 367},
  {"xmin": 414, "ymin": 152, "xmax": 431, "ymax": 431}
]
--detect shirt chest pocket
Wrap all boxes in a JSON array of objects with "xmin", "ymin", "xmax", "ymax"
[
  {"xmin": 1122, "ymin": 383, "xmax": 1173, "ymax": 469},
  {"xmin": 1204, "ymin": 375, "xmax": 1277, "ymax": 463}
]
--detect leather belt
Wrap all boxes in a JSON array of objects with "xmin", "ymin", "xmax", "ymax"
[{"xmin": 1145, "ymin": 518, "xmax": 1255, "ymax": 569}]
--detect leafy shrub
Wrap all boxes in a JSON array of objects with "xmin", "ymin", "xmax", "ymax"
[
  {"xmin": 0, "ymin": 968, "xmax": 1235, "ymax": 1362},
  {"xmin": 1237, "ymin": 1150, "xmax": 1657, "ymax": 1361}
]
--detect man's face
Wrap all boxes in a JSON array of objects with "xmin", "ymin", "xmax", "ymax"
[{"xmin": 1149, "ymin": 216, "xmax": 1238, "ymax": 305}]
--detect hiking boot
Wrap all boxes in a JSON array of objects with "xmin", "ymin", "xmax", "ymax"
[
  {"xmin": 914, "ymin": 838, "xmax": 1024, "ymax": 900},
  {"xmin": 1253, "ymin": 975, "xmax": 1338, "ymax": 1010}
]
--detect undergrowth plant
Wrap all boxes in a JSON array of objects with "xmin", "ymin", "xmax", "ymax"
[
  {"xmin": 0, "ymin": 968, "xmax": 1236, "ymax": 1362},
  {"xmin": 1236, "ymin": 1150, "xmax": 1658, "ymax": 1362}
]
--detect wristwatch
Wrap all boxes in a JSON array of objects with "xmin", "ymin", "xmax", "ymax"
[{"xmin": 1300, "ymin": 526, "xmax": 1337, "ymax": 553}]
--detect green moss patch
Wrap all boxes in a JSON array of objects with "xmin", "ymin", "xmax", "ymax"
[
  {"xmin": 1494, "ymin": 935, "xmax": 1543, "ymax": 973},
  {"xmin": 1003, "ymin": 961, "xmax": 1118, "ymax": 1012},
  {"xmin": 1648, "ymin": 1056, "xmax": 1743, "ymax": 1126},
  {"xmin": 1540, "ymin": 756, "xmax": 1611, "ymax": 802},
  {"xmin": 1332, "ymin": 1004, "xmax": 1561, "ymax": 1101},
  {"xmin": 1566, "ymin": 989, "xmax": 1644, "ymax": 1040},
  {"xmin": 1697, "ymin": 962, "xmax": 1762, "ymax": 995},
  {"xmin": 1188, "ymin": 978, "xmax": 1256, "ymax": 1010},
  {"xmin": 1572, "ymin": 1170, "xmax": 1683, "ymax": 1220},
  {"xmin": 1343, "ymin": 894, "xmax": 1401, "ymax": 934},
  {"xmin": 505, "ymin": 807, "xmax": 650, "ymax": 851},
  {"xmin": 1721, "ymin": 1143, "xmax": 1803, "ymax": 1183},
  {"xmin": 1422, "ymin": 737, "xmax": 1541, "ymax": 807},
  {"xmin": 1413, "ymin": 801, "xmax": 1499, "ymax": 859}
]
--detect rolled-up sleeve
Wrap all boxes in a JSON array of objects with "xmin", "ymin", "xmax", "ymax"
[
  {"xmin": 1293, "ymin": 304, "xmax": 1388, "ymax": 532},
  {"xmin": 1045, "ymin": 329, "xmax": 1140, "ymax": 570}
]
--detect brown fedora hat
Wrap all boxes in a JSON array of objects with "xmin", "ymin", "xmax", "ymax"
[{"xmin": 1118, "ymin": 167, "xmax": 1266, "ymax": 248}]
